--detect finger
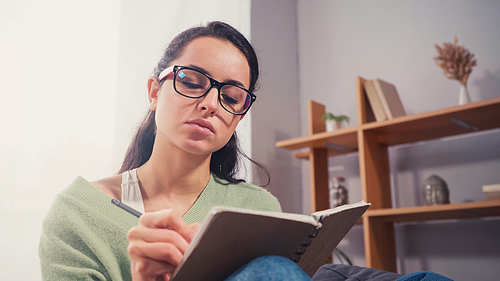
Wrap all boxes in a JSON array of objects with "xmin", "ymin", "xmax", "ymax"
[
  {"xmin": 190, "ymin": 222, "xmax": 202, "ymax": 233},
  {"xmin": 128, "ymin": 240, "xmax": 184, "ymax": 266},
  {"xmin": 138, "ymin": 209, "xmax": 177, "ymax": 228},
  {"xmin": 166, "ymin": 215, "xmax": 197, "ymax": 243},
  {"xmin": 128, "ymin": 227, "xmax": 190, "ymax": 254},
  {"xmin": 130, "ymin": 257, "xmax": 176, "ymax": 281},
  {"xmin": 139, "ymin": 210, "xmax": 196, "ymax": 243}
]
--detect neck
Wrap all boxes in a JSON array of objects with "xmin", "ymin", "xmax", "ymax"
[{"xmin": 136, "ymin": 140, "xmax": 212, "ymax": 213}]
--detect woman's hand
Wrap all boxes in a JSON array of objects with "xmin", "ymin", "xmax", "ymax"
[{"xmin": 127, "ymin": 209, "xmax": 200, "ymax": 281}]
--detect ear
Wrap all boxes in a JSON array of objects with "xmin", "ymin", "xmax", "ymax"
[{"xmin": 147, "ymin": 76, "xmax": 160, "ymax": 111}]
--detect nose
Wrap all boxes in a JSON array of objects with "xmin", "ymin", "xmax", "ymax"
[{"xmin": 198, "ymin": 86, "xmax": 219, "ymax": 116}]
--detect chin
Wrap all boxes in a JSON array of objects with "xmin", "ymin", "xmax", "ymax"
[{"xmin": 182, "ymin": 141, "xmax": 224, "ymax": 156}]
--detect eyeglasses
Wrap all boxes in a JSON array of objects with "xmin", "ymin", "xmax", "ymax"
[{"xmin": 158, "ymin": 65, "xmax": 256, "ymax": 115}]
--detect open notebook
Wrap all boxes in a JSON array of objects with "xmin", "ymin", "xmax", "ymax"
[{"xmin": 171, "ymin": 201, "xmax": 370, "ymax": 280}]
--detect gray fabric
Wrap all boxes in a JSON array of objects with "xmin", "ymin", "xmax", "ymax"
[{"xmin": 312, "ymin": 264, "xmax": 403, "ymax": 281}]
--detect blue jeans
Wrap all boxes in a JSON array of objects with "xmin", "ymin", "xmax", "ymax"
[{"xmin": 225, "ymin": 256, "xmax": 312, "ymax": 281}]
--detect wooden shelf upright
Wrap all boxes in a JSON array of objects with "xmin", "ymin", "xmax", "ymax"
[{"xmin": 275, "ymin": 77, "xmax": 500, "ymax": 272}]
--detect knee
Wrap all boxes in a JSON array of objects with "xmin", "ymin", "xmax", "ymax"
[
  {"xmin": 251, "ymin": 255, "xmax": 295, "ymax": 266},
  {"xmin": 225, "ymin": 255, "xmax": 311, "ymax": 281}
]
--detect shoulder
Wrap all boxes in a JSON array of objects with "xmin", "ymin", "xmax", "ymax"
[
  {"xmin": 43, "ymin": 177, "xmax": 115, "ymax": 224},
  {"xmin": 42, "ymin": 176, "xmax": 137, "ymax": 234},
  {"xmin": 40, "ymin": 176, "xmax": 135, "ymax": 280},
  {"xmin": 212, "ymin": 177, "xmax": 282, "ymax": 212},
  {"xmin": 90, "ymin": 174, "xmax": 122, "ymax": 199},
  {"xmin": 42, "ymin": 178, "xmax": 105, "ymax": 237}
]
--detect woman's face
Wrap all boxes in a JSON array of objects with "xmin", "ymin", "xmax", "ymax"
[{"xmin": 149, "ymin": 36, "xmax": 251, "ymax": 157}]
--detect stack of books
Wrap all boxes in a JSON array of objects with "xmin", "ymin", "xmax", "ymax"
[
  {"xmin": 363, "ymin": 78, "xmax": 406, "ymax": 122},
  {"xmin": 482, "ymin": 184, "xmax": 500, "ymax": 201}
]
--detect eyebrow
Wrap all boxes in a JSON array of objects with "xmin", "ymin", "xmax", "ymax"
[{"xmin": 186, "ymin": 64, "xmax": 247, "ymax": 89}]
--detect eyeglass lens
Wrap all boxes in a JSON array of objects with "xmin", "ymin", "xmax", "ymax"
[{"xmin": 174, "ymin": 68, "xmax": 252, "ymax": 115}]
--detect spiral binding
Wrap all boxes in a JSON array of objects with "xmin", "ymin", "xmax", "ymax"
[{"xmin": 290, "ymin": 217, "xmax": 324, "ymax": 263}]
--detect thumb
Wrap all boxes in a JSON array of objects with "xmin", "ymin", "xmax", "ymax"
[{"xmin": 190, "ymin": 222, "xmax": 202, "ymax": 233}]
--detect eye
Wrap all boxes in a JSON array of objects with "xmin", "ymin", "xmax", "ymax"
[
  {"xmin": 221, "ymin": 94, "xmax": 240, "ymax": 105},
  {"xmin": 221, "ymin": 85, "xmax": 247, "ymax": 105},
  {"xmin": 177, "ymin": 71, "xmax": 207, "ymax": 91},
  {"xmin": 181, "ymin": 81, "xmax": 204, "ymax": 90}
]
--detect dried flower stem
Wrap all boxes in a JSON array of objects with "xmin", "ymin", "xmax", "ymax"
[{"xmin": 434, "ymin": 37, "xmax": 477, "ymax": 86}]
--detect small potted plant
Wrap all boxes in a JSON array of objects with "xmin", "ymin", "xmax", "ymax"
[{"xmin": 321, "ymin": 113, "xmax": 350, "ymax": 132}]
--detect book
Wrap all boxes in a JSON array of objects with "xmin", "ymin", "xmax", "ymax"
[
  {"xmin": 482, "ymin": 183, "xmax": 500, "ymax": 193},
  {"xmin": 171, "ymin": 201, "xmax": 370, "ymax": 281},
  {"xmin": 486, "ymin": 192, "xmax": 500, "ymax": 201},
  {"xmin": 372, "ymin": 78, "xmax": 406, "ymax": 119},
  {"xmin": 482, "ymin": 184, "xmax": 500, "ymax": 201},
  {"xmin": 363, "ymin": 79, "xmax": 388, "ymax": 122}
]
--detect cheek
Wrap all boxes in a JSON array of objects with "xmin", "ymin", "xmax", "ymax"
[
  {"xmin": 220, "ymin": 116, "xmax": 242, "ymax": 144},
  {"xmin": 154, "ymin": 93, "xmax": 182, "ymax": 131},
  {"xmin": 156, "ymin": 90, "xmax": 191, "ymax": 116},
  {"xmin": 222, "ymin": 114, "xmax": 242, "ymax": 133}
]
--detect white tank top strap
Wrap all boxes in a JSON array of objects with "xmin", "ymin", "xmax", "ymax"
[{"xmin": 121, "ymin": 168, "xmax": 145, "ymax": 214}]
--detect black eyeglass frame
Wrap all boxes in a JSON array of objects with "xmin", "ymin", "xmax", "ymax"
[{"xmin": 160, "ymin": 65, "xmax": 256, "ymax": 115}]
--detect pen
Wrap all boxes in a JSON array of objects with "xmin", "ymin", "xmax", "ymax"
[
  {"xmin": 112, "ymin": 199, "xmax": 173, "ymax": 230},
  {"xmin": 111, "ymin": 198, "xmax": 143, "ymax": 218}
]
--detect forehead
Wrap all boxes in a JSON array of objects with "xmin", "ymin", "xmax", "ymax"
[{"xmin": 174, "ymin": 37, "xmax": 251, "ymax": 88}]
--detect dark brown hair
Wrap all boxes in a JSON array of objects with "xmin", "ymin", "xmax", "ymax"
[{"xmin": 119, "ymin": 21, "xmax": 269, "ymax": 185}]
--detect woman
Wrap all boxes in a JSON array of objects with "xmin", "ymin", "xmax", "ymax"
[
  {"xmin": 39, "ymin": 21, "xmax": 454, "ymax": 281},
  {"xmin": 39, "ymin": 21, "xmax": 310, "ymax": 281}
]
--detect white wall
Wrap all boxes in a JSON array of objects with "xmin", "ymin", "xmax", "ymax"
[
  {"xmin": 296, "ymin": 0, "xmax": 500, "ymax": 280},
  {"xmin": 0, "ymin": 0, "xmax": 251, "ymax": 280},
  {"xmin": 0, "ymin": 1, "xmax": 121, "ymax": 279},
  {"xmin": 250, "ymin": 0, "xmax": 303, "ymax": 213}
]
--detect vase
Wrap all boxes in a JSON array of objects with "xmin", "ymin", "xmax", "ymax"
[
  {"xmin": 329, "ymin": 177, "xmax": 348, "ymax": 208},
  {"xmin": 325, "ymin": 120, "xmax": 342, "ymax": 132},
  {"xmin": 325, "ymin": 120, "xmax": 335, "ymax": 132},
  {"xmin": 459, "ymin": 83, "xmax": 471, "ymax": 105}
]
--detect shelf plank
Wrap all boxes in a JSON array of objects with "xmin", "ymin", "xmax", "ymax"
[
  {"xmin": 309, "ymin": 148, "xmax": 329, "ymax": 213},
  {"xmin": 366, "ymin": 200, "xmax": 500, "ymax": 222},
  {"xmin": 275, "ymin": 127, "xmax": 358, "ymax": 152},
  {"xmin": 276, "ymin": 97, "xmax": 500, "ymax": 153},
  {"xmin": 363, "ymin": 216, "xmax": 397, "ymax": 272},
  {"xmin": 309, "ymin": 100, "xmax": 326, "ymax": 135},
  {"xmin": 294, "ymin": 150, "xmax": 359, "ymax": 160},
  {"xmin": 359, "ymin": 130, "xmax": 392, "ymax": 209},
  {"xmin": 362, "ymin": 97, "xmax": 500, "ymax": 146}
]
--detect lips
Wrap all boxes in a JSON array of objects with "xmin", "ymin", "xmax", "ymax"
[{"xmin": 186, "ymin": 119, "xmax": 215, "ymax": 134}]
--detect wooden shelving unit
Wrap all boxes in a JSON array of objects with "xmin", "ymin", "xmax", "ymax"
[{"xmin": 275, "ymin": 76, "xmax": 500, "ymax": 272}]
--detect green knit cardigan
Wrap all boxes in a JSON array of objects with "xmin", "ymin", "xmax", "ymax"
[{"xmin": 39, "ymin": 175, "xmax": 281, "ymax": 280}]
